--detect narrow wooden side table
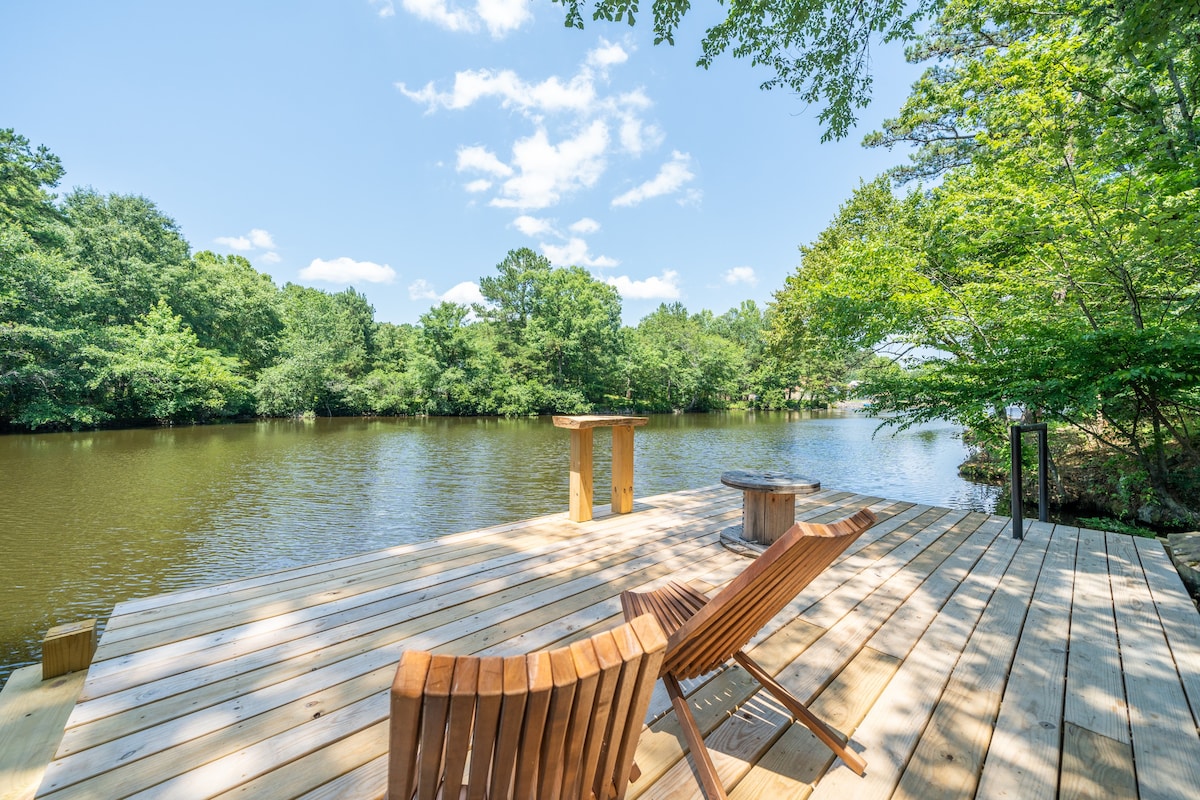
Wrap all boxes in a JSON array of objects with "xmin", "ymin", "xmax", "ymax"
[{"xmin": 552, "ymin": 415, "xmax": 649, "ymax": 522}]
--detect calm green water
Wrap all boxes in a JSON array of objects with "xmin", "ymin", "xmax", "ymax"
[{"xmin": 0, "ymin": 411, "xmax": 997, "ymax": 684}]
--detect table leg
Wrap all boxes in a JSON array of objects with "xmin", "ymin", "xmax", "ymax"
[
  {"xmin": 743, "ymin": 491, "xmax": 797, "ymax": 544},
  {"xmin": 568, "ymin": 428, "xmax": 594, "ymax": 522},
  {"xmin": 611, "ymin": 425, "xmax": 635, "ymax": 514}
]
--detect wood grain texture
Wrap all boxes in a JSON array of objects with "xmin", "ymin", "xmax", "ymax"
[{"xmin": 20, "ymin": 487, "xmax": 1200, "ymax": 800}]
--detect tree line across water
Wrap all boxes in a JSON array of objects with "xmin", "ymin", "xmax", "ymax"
[
  {"xmin": 1, "ymin": 134, "xmax": 855, "ymax": 430},
  {"xmin": 5, "ymin": 1, "xmax": 1200, "ymax": 527}
]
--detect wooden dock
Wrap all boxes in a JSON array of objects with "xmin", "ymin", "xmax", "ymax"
[{"xmin": 15, "ymin": 485, "xmax": 1200, "ymax": 799}]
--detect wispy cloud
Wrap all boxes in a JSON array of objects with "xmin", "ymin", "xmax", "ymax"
[
  {"xmin": 612, "ymin": 151, "xmax": 695, "ymax": 207},
  {"xmin": 487, "ymin": 122, "xmax": 609, "ymax": 210},
  {"xmin": 569, "ymin": 217, "xmax": 600, "ymax": 234},
  {"xmin": 399, "ymin": 40, "xmax": 681, "ymax": 215},
  {"xmin": 457, "ymin": 145, "xmax": 512, "ymax": 176},
  {"xmin": 513, "ymin": 215, "xmax": 556, "ymax": 237},
  {"xmin": 723, "ymin": 266, "xmax": 758, "ymax": 286},
  {"xmin": 474, "ymin": 0, "xmax": 532, "ymax": 37},
  {"xmin": 399, "ymin": 0, "xmax": 474, "ymax": 33},
  {"xmin": 409, "ymin": 278, "xmax": 485, "ymax": 306},
  {"xmin": 542, "ymin": 237, "xmax": 618, "ymax": 268},
  {"xmin": 606, "ymin": 270, "xmax": 681, "ymax": 300},
  {"xmin": 400, "ymin": 68, "xmax": 597, "ymax": 115},
  {"xmin": 215, "ymin": 228, "xmax": 279, "ymax": 264},
  {"xmin": 301, "ymin": 257, "xmax": 396, "ymax": 284}
]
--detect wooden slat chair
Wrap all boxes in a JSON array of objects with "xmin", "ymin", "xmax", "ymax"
[
  {"xmin": 621, "ymin": 507, "xmax": 878, "ymax": 800},
  {"xmin": 388, "ymin": 614, "xmax": 667, "ymax": 800}
]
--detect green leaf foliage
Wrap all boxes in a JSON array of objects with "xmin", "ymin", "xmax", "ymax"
[{"xmin": 773, "ymin": 0, "xmax": 1200, "ymax": 522}]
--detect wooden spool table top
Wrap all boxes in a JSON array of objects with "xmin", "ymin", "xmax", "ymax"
[
  {"xmin": 720, "ymin": 469, "xmax": 820, "ymax": 495},
  {"xmin": 721, "ymin": 470, "xmax": 821, "ymax": 545}
]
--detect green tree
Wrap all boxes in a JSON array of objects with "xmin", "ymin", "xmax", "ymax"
[
  {"xmin": 167, "ymin": 251, "xmax": 283, "ymax": 373},
  {"xmin": 254, "ymin": 285, "xmax": 375, "ymax": 416},
  {"xmin": 628, "ymin": 303, "xmax": 742, "ymax": 411},
  {"xmin": 63, "ymin": 189, "xmax": 190, "ymax": 326},
  {"xmin": 775, "ymin": 1, "xmax": 1200, "ymax": 523},
  {"xmin": 0, "ymin": 223, "xmax": 106, "ymax": 429},
  {"xmin": 412, "ymin": 302, "xmax": 505, "ymax": 415},
  {"xmin": 0, "ymin": 128, "xmax": 67, "ymax": 248},
  {"xmin": 477, "ymin": 248, "xmax": 623, "ymax": 413},
  {"xmin": 94, "ymin": 300, "xmax": 250, "ymax": 423},
  {"xmin": 552, "ymin": 0, "xmax": 929, "ymax": 140}
]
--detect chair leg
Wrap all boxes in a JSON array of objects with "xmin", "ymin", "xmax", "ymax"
[
  {"xmin": 663, "ymin": 673, "xmax": 728, "ymax": 800},
  {"xmin": 733, "ymin": 652, "xmax": 867, "ymax": 776}
]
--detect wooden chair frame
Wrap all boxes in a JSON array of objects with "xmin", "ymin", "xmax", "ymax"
[
  {"xmin": 388, "ymin": 614, "xmax": 667, "ymax": 800},
  {"xmin": 621, "ymin": 507, "xmax": 878, "ymax": 799}
]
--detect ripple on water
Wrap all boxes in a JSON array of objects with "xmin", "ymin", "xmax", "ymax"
[{"xmin": 0, "ymin": 412, "xmax": 997, "ymax": 684}]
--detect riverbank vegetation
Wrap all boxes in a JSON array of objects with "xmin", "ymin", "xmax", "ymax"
[
  {"xmin": 1, "ymin": 136, "xmax": 848, "ymax": 430},
  {"xmin": 768, "ymin": 1, "xmax": 1200, "ymax": 526}
]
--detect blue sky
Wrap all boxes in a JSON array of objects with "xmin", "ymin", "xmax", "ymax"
[{"xmin": 3, "ymin": 0, "xmax": 920, "ymax": 325}]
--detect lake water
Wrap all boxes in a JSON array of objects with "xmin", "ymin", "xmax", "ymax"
[{"xmin": 0, "ymin": 411, "xmax": 998, "ymax": 684}]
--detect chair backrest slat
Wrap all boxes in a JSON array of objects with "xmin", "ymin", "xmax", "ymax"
[
  {"xmin": 389, "ymin": 615, "xmax": 667, "ymax": 800},
  {"xmin": 665, "ymin": 508, "xmax": 876, "ymax": 680}
]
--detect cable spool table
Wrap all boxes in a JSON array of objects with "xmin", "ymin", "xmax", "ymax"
[{"xmin": 720, "ymin": 469, "xmax": 821, "ymax": 545}]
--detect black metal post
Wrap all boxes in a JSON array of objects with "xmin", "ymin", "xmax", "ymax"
[
  {"xmin": 1036, "ymin": 426, "xmax": 1049, "ymax": 523},
  {"xmin": 1010, "ymin": 422, "xmax": 1049, "ymax": 540},
  {"xmin": 1010, "ymin": 424, "xmax": 1023, "ymax": 540}
]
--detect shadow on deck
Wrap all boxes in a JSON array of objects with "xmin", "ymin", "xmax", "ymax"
[{"xmin": 12, "ymin": 485, "xmax": 1200, "ymax": 799}]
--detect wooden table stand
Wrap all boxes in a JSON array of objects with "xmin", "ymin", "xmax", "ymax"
[
  {"xmin": 553, "ymin": 415, "xmax": 648, "ymax": 522},
  {"xmin": 720, "ymin": 469, "xmax": 821, "ymax": 545}
]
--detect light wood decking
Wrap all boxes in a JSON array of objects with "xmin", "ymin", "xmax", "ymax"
[{"xmin": 25, "ymin": 486, "xmax": 1200, "ymax": 799}]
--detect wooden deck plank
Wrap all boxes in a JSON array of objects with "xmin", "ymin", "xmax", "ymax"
[
  {"xmin": 41, "ymin": 530, "xmax": 736, "ymax": 792},
  {"xmin": 807, "ymin": 518, "xmax": 1031, "ymax": 800},
  {"xmin": 894, "ymin": 520, "xmax": 1056, "ymax": 800},
  {"xmin": 82, "ymin": 500, "xmax": 742, "ymax": 696},
  {"xmin": 1132, "ymin": 535, "xmax": 1200, "ymax": 731},
  {"xmin": 1058, "ymin": 722, "xmax": 1136, "ymax": 800},
  {"xmin": 1062, "ymin": 526, "xmax": 1130, "ymax": 744},
  {"xmin": 727, "ymin": 646, "xmax": 901, "ymax": 800},
  {"xmin": 974, "ymin": 520, "xmax": 1079, "ymax": 800},
  {"xmin": 23, "ymin": 486, "xmax": 1200, "ymax": 800},
  {"xmin": 629, "ymin": 507, "xmax": 994, "ymax": 795},
  {"xmin": 96, "ymin": 488, "xmax": 746, "ymax": 660},
  {"xmin": 0, "ymin": 667, "xmax": 87, "ymax": 800},
  {"xmin": 1105, "ymin": 531, "xmax": 1200, "ymax": 800}
]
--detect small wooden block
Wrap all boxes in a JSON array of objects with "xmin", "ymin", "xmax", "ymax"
[{"xmin": 43, "ymin": 619, "xmax": 97, "ymax": 680}]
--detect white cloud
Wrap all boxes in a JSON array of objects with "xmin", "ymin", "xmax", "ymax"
[
  {"xmin": 215, "ymin": 235, "xmax": 252, "ymax": 251},
  {"xmin": 465, "ymin": 179, "xmax": 493, "ymax": 193},
  {"xmin": 399, "ymin": 69, "xmax": 596, "ymax": 115},
  {"xmin": 401, "ymin": 0, "xmax": 474, "ymax": 32},
  {"xmin": 612, "ymin": 151, "xmax": 695, "ymax": 207},
  {"xmin": 409, "ymin": 278, "xmax": 486, "ymax": 307},
  {"xmin": 569, "ymin": 217, "xmax": 600, "ymax": 234},
  {"xmin": 475, "ymin": 0, "xmax": 532, "ymax": 37},
  {"xmin": 542, "ymin": 237, "xmax": 618, "ymax": 268},
  {"xmin": 513, "ymin": 215, "xmax": 556, "ymax": 237},
  {"xmin": 248, "ymin": 229, "xmax": 276, "ymax": 249},
  {"xmin": 260, "ymin": 251, "xmax": 282, "ymax": 264},
  {"xmin": 301, "ymin": 257, "xmax": 396, "ymax": 284},
  {"xmin": 408, "ymin": 279, "xmax": 440, "ymax": 300},
  {"xmin": 442, "ymin": 281, "xmax": 485, "ymax": 305},
  {"xmin": 216, "ymin": 228, "xmax": 278, "ymax": 255},
  {"xmin": 618, "ymin": 116, "xmax": 662, "ymax": 156},
  {"xmin": 723, "ymin": 266, "xmax": 758, "ymax": 286},
  {"xmin": 606, "ymin": 270, "xmax": 681, "ymax": 300},
  {"xmin": 457, "ymin": 145, "xmax": 513, "ymax": 177},
  {"xmin": 491, "ymin": 122, "xmax": 609, "ymax": 210},
  {"xmin": 587, "ymin": 39, "xmax": 629, "ymax": 70},
  {"xmin": 370, "ymin": 0, "xmax": 396, "ymax": 17}
]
